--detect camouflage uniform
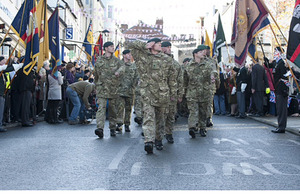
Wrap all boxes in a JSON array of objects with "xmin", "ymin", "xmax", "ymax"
[
  {"xmin": 117, "ymin": 61, "xmax": 138, "ymax": 127},
  {"xmin": 184, "ymin": 58, "xmax": 214, "ymax": 131},
  {"xmin": 94, "ymin": 55, "xmax": 125, "ymax": 131},
  {"xmin": 206, "ymin": 57, "xmax": 220, "ymax": 125},
  {"xmin": 128, "ymin": 41, "xmax": 177, "ymax": 143},
  {"xmin": 134, "ymin": 76, "xmax": 143, "ymax": 121},
  {"xmin": 165, "ymin": 55, "xmax": 184, "ymax": 136},
  {"xmin": 178, "ymin": 64, "xmax": 189, "ymax": 117}
]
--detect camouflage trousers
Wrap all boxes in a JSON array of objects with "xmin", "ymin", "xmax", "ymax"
[
  {"xmin": 96, "ymin": 97, "xmax": 117, "ymax": 130},
  {"xmin": 116, "ymin": 96, "xmax": 134, "ymax": 126},
  {"xmin": 177, "ymin": 96, "xmax": 189, "ymax": 116},
  {"xmin": 165, "ymin": 103, "xmax": 177, "ymax": 135},
  {"xmin": 134, "ymin": 92, "xmax": 143, "ymax": 118},
  {"xmin": 142, "ymin": 102, "xmax": 167, "ymax": 143},
  {"xmin": 207, "ymin": 93, "xmax": 214, "ymax": 121},
  {"xmin": 187, "ymin": 101, "xmax": 209, "ymax": 129}
]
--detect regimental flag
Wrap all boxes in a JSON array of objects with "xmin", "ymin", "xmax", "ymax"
[
  {"xmin": 212, "ymin": 25, "xmax": 217, "ymax": 57},
  {"xmin": 114, "ymin": 43, "xmax": 120, "ymax": 58},
  {"xmin": 83, "ymin": 20, "xmax": 94, "ymax": 63},
  {"xmin": 231, "ymin": 0, "xmax": 269, "ymax": 66},
  {"xmin": 205, "ymin": 30, "xmax": 213, "ymax": 57},
  {"xmin": 36, "ymin": 0, "xmax": 49, "ymax": 72},
  {"xmin": 92, "ymin": 33, "xmax": 103, "ymax": 66},
  {"xmin": 48, "ymin": 6, "xmax": 60, "ymax": 78},
  {"xmin": 248, "ymin": 18, "xmax": 270, "ymax": 62},
  {"xmin": 287, "ymin": 0, "xmax": 300, "ymax": 68},
  {"xmin": 11, "ymin": 0, "xmax": 39, "ymax": 75},
  {"xmin": 201, "ymin": 34, "xmax": 205, "ymax": 44},
  {"xmin": 214, "ymin": 14, "xmax": 226, "ymax": 63},
  {"xmin": 248, "ymin": 37, "xmax": 258, "ymax": 62}
]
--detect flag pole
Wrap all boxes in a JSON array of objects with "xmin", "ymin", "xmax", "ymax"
[
  {"xmin": 269, "ymin": 24, "xmax": 300, "ymax": 92},
  {"xmin": 0, "ymin": 26, "xmax": 12, "ymax": 48},
  {"xmin": 268, "ymin": 12, "xmax": 288, "ymax": 44}
]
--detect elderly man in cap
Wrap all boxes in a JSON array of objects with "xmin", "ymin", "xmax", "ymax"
[
  {"xmin": 94, "ymin": 41, "xmax": 125, "ymax": 138},
  {"xmin": 161, "ymin": 41, "xmax": 184, "ymax": 144},
  {"xmin": 127, "ymin": 38, "xmax": 176, "ymax": 154},
  {"xmin": 184, "ymin": 46, "xmax": 214, "ymax": 138},
  {"xmin": 116, "ymin": 49, "xmax": 138, "ymax": 133}
]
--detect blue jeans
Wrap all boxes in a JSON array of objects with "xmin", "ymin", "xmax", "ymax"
[
  {"xmin": 214, "ymin": 94, "xmax": 226, "ymax": 115},
  {"xmin": 66, "ymin": 87, "xmax": 85, "ymax": 121}
]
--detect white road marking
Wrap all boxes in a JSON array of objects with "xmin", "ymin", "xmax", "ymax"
[
  {"xmin": 108, "ymin": 145, "xmax": 130, "ymax": 170},
  {"xmin": 131, "ymin": 162, "xmax": 142, "ymax": 175}
]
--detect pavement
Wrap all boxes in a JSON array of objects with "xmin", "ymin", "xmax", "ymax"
[
  {"xmin": 3, "ymin": 114, "xmax": 300, "ymax": 136},
  {"xmin": 248, "ymin": 114, "xmax": 300, "ymax": 136}
]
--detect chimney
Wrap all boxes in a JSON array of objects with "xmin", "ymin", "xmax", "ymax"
[{"xmin": 155, "ymin": 18, "xmax": 163, "ymax": 33}]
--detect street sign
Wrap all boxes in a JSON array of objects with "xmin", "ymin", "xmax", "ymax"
[{"xmin": 66, "ymin": 27, "xmax": 73, "ymax": 39}]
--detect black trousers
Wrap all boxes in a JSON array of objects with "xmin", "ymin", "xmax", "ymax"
[
  {"xmin": 46, "ymin": 100, "xmax": 60, "ymax": 123},
  {"xmin": 253, "ymin": 91, "xmax": 264, "ymax": 115},
  {"xmin": 276, "ymin": 94, "xmax": 287, "ymax": 130},
  {"xmin": 20, "ymin": 90, "xmax": 32, "ymax": 125}
]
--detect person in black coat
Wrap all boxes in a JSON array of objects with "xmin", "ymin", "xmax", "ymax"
[
  {"xmin": 233, "ymin": 65, "xmax": 250, "ymax": 118},
  {"xmin": 251, "ymin": 52, "xmax": 269, "ymax": 116},
  {"xmin": 18, "ymin": 68, "xmax": 35, "ymax": 127},
  {"xmin": 272, "ymin": 47, "xmax": 289, "ymax": 133}
]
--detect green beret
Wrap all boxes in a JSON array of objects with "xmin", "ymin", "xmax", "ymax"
[
  {"xmin": 103, "ymin": 41, "xmax": 114, "ymax": 49},
  {"xmin": 183, "ymin": 58, "xmax": 191, "ymax": 63},
  {"xmin": 205, "ymin": 45, "xmax": 210, "ymax": 50},
  {"xmin": 147, "ymin": 38, "xmax": 161, "ymax": 43},
  {"xmin": 193, "ymin": 48, "xmax": 202, "ymax": 54},
  {"xmin": 161, "ymin": 41, "xmax": 172, "ymax": 47},
  {"xmin": 122, "ymin": 49, "xmax": 130, "ymax": 55},
  {"xmin": 197, "ymin": 44, "xmax": 207, "ymax": 51}
]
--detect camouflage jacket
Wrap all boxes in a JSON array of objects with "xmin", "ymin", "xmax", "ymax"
[
  {"xmin": 167, "ymin": 54, "xmax": 184, "ymax": 105},
  {"xmin": 206, "ymin": 56, "xmax": 220, "ymax": 92},
  {"xmin": 128, "ymin": 41, "xmax": 177, "ymax": 107},
  {"xmin": 119, "ymin": 61, "xmax": 138, "ymax": 97},
  {"xmin": 184, "ymin": 58, "xmax": 214, "ymax": 102},
  {"xmin": 94, "ymin": 55, "xmax": 125, "ymax": 98}
]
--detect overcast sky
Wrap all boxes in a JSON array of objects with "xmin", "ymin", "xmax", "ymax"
[{"xmin": 114, "ymin": 0, "xmax": 229, "ymax": 36}]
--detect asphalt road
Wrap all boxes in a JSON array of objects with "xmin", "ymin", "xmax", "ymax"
[{"xmin": 0, "ymin": 115, "xmax": 299, "ymax": 190}]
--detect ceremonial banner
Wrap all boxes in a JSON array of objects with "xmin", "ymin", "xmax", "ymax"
[
  {"xmin": 83, "ymin": 21, "xmax": 94, "ymax": 62},
  {"xmin": 287, "ymin": 0, "xmax": 300, "ymax": 68},
  {"xmin": 11, "ymin": 0, "xmax": 40, "ymax": 75},
  {"xmin": 48, "ymin": 6, "xmax": 60, "ymax": 77},
  {"xmin": 231, "ymin": 0, "xmax": 269, "ymax": 66}
]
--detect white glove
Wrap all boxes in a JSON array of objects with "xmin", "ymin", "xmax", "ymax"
[
  {"xmin": 284, "ymin": 71, "xmax": 291, "ymax": 77},
  {"xmin": 231, "ymin": 87, "xmax": 236, "ymax": 95},
  {"xmin": 0, "ymin": 65, "xmax": 7, "ymax": 71},
  {"xmin": 241, "ymin": 83, "xmax": 247, "ymax": 93},
  {"xmin": 12, "ymin": 63, "xmax": 23, "ymax": 72}
]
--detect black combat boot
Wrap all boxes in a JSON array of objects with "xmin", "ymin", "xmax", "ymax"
[
  {"xmin": 189, "ymin": 128, "xmax": 196, "ymax": 138},
  {"xmin": 110, "ymin": 129, "xmax": 116, "ymax": 137},
  {"xmin": 165, "ymin": 134, "xmax": 174, "ymax": 144},
  {"xmin": 116, "ymin": 123, "xmax": 122, "ymax": 133},
  {"xmin": 155, "ymin": 139, "xmax": 163, "ymax": 150},
  {"xmin": 206, "ymin": 118, "xmax": 213, "ymax": 127},
  {"xmin": 134, "ymin": 117, "xmax": 143, "ymax": 125},
  {"xmin": 144, "ymin": 142, "xmax": 153, "ymax": 154},
  {"xmin": 200, "ymin": 128, "xmax": 207, "ymax": 137},
  {"xmin": 95, "ymin": 128, "xmax": 104, "ymax": 138},
  {"xmin": 125, "ymin": 125, "xmax": 130, "ymax": 132}
]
